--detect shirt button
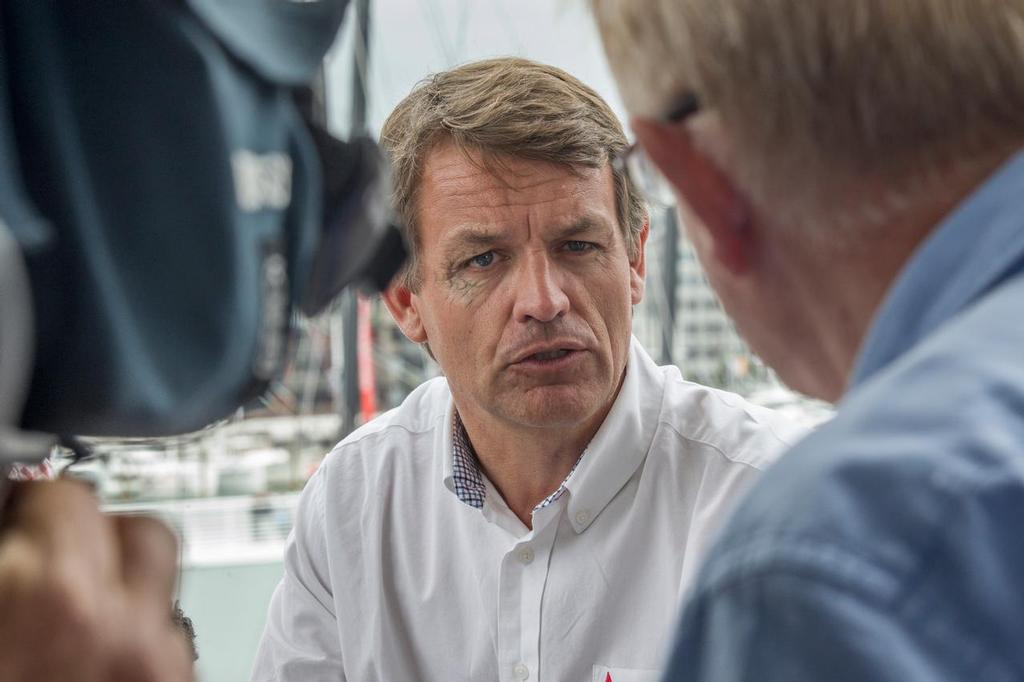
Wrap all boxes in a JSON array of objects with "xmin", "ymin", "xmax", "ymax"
[
  {"xmin": 512, "ymin": 663, "xmax": 530, "ymax": 680},
  {"xmin": 517, "ymin": 547, "xmax": 535, "ymax": 564},
  {"xmin": 575, "ymin": 510, "xmax": 591, "ymax": 526}
]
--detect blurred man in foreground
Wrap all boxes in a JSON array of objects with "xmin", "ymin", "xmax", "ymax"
[
  {"xmin": 252, "ymin": 57, "xmax": 803, "ymax": 681},
  {"xmin": 591, "ymin": 1, "xmax": 1024, "ymax": 679}
]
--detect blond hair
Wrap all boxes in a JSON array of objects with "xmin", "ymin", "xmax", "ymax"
[
  {"xmin": 592, "ymin": 0, "xmax": 1024, "ymax": 229},
  {"xmin": 380, "ymin": 57, "xmax": 646, "ymax": 289}
]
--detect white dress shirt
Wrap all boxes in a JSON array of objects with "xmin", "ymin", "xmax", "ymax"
[{"xmin": 251, "ymin": 338, "xmax": 804, "ymax": 682}]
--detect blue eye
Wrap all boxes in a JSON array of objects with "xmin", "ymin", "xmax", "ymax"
[
  {"xmin": 469, "ymin": 251, "xmax": 495, "ymax": 268},
  {"xmin": 565, "ymin": 240, "xmax": 592, "ymax": 252}
]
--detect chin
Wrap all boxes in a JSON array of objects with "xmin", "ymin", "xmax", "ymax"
[{"xmin": 504, "ymin": 387, "xmax": 599, "ymax": 429}]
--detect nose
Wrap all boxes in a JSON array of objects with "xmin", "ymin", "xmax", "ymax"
[{"xmin": 512, "ymin": 252, "xmax": 570, "ymax": 323}]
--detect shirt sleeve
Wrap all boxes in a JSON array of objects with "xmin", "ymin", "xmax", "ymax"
[
  {"xmin": 250, "ymin": 467, "xmax": 345, "ymax": 682},
  {"xmin": 662, "ymin": 567, "xmax": 1004, "ymax": 682}
]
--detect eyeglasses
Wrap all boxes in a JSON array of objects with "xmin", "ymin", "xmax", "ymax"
[{"xmin": 613, "ymin": 92, "xmax": 701, "ymax": 208}]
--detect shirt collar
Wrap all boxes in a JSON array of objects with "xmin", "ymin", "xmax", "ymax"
[
  {"xmin": 851, "ymin": 150, "xmax": 1024, "ymax": 389},
  {"xmin": 563, "ymin": 337, "xmax": 663, "ymax": 532},
  {"xmin": 448, "ymin": 410, "xmax": 584, "ymax": 512},
  {"xmin": 441, "ymin": 336, "xmax": 664, "ymax": 532},
  {"xmin": 448, "ymin": 411, "xmax": 486, "ymax": 509}
]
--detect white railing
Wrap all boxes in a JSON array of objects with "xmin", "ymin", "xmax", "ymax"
[{"xmin": 106, "ymin": 492, "xmax": 299, "ymax": 567}]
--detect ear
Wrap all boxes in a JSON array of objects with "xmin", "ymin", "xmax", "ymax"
[
  {"xmin": 631, "ymin": 117, "xmax": 753, "ymax": 275},
  {"xmin": 629, "ymin": 218, "xmax": 650, "ymax": 305},
  {"xmin": 381, "ymin": 280, "xmax": 428, "ymax": 343}
]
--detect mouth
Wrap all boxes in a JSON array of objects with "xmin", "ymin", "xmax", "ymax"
[
  {"xmin": 527, "ymin": 349, "xmax": 572, "ymax": 362},
  {"xmin": 510, "ymin": 342, "xmax": 587, "ymax": 369}
]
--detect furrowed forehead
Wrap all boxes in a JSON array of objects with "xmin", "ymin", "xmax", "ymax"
[
  {"xmin": 417, "ymin": 144, "xmax": 620, "ymax": 255},
  {"xmin": 437, "ymin": 213, "xmax": 617, "ymax": 256}
]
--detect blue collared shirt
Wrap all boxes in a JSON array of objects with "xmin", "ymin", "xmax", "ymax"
[{"xmin": 663, "ymin": 151, "xmax": 1024, "ymax": 681}]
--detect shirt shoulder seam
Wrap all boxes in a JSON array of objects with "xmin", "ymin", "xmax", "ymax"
[
  {"xmin": 331, "ymin": 414, "xmax": 444, "ymax": 454},
  {"xmin": 661, "ymin": 373, "xmax": 801, "ymax": 443},
  {"xmin": 655, "ymin": 418, "xmax": 778, "ymax": 472}
]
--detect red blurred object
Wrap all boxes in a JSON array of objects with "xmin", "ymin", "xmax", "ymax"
[{"xmin": 357, "ymin": 295, "xmax": 378, "ymax": 422}]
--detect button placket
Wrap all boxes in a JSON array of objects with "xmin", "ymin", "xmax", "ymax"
[
  {"xmin": 496, "ymin": 546, "xmax": 523, "ymax": 682},
  {"xmin": 517, "ymin": 508, "xmax": 561, "ymax": 681}
]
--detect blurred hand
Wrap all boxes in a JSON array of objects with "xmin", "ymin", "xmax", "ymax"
[{"xmin": 0, "ymin": 480, "xmax": 193, "ymax": 681}]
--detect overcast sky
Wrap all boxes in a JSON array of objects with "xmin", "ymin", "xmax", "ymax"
[{"xmin": 324, "ymin": 0, "xmax": 627, "ymax": 138}]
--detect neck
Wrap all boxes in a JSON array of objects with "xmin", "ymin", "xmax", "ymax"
[
  {"xmin": 776, "ymin": 150, "xmax": 1016, "ymax": 401},
  {"xmin": 774, "ymin": 224, "xmax": 926, "ymax": 401},
  {"xmin": 456, "ymin": 375, "xmax": 623, "ymax": 529}
]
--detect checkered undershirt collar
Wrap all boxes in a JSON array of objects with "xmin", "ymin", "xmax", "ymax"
[{"xmin": 450, "ymin": 411, "xmax": 584, "ymax": 511}]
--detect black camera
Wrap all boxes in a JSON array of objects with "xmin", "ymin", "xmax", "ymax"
[{"xmin": 0, "ymin": 0, "xmax": 405, "ymax": 458}]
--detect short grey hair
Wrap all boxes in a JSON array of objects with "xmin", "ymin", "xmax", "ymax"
[{"xmin": 592, "ymin": 0, "xmax": 1024, "ymax": 230}]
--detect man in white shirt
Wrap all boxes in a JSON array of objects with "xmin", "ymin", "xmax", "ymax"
[{"xmin": 252, "ymin": 57, "xmax": 804, "ymax": 682}]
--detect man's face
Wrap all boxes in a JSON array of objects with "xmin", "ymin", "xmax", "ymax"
[{"xmin": 398, "ymin": 143, "xmax": 647, "ymax": 433}]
